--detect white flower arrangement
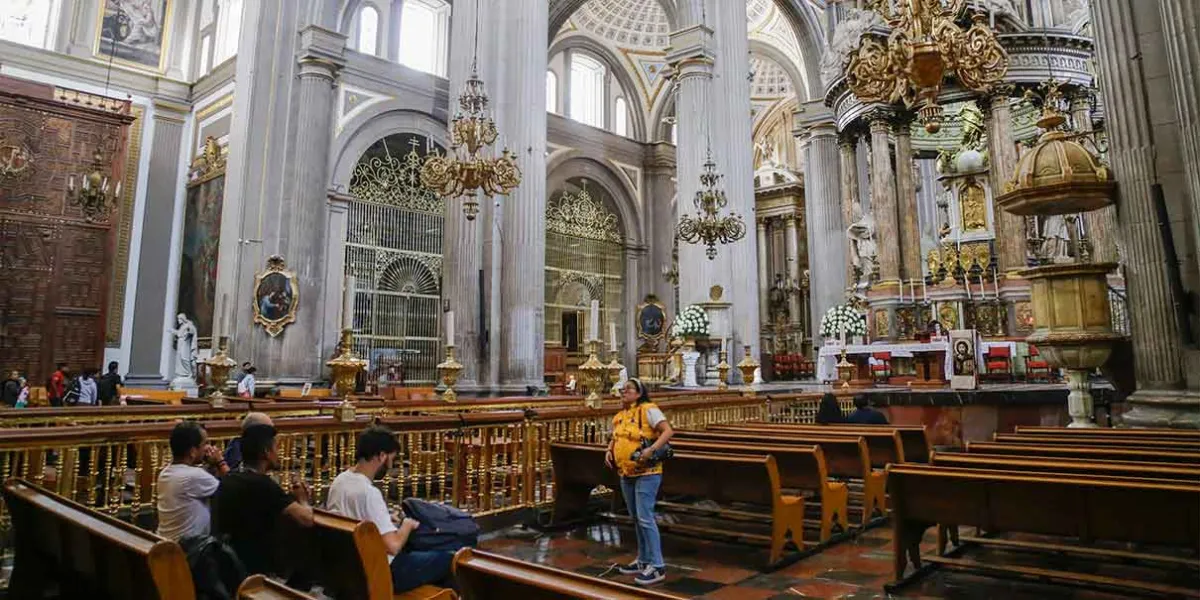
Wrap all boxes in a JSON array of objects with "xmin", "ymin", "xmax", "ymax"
[
  {"xmin": 819, "ymin": 304, "xmax": 867, "ymax": 338},
  {"xmin": 670, "ymin": 305, "xmax": 710, "ymax": 338}
]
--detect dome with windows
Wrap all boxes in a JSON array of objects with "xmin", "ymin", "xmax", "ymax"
[{"xmin": 571, "ymin": 0, "xmax": 671, "ymax": 50}]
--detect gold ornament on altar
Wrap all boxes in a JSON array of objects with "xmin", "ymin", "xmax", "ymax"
[
  {"xmin": 0, "ymin": 134, "xmax": 32, "ymax": 183},
  {"xmin": 677, "ymin": 150, "xmax": 747, "ymax": 259},
  {"xmin": 327, "ymin": 329, "xmax": 367, "ymax": 398},
  {"xmin": 419, "ymin": 9, "xmax": 520, "ymax": 220},
  {"xmin": 579, "ymin": 339, "xmax": 608, "ymax": 408},
  {"xmin": 436, "ymin": 344, "xmax": 464, "ymax": 403},
  {"xmin": 736, "ymin": 344, "xmax": 759, "ymax": 397},
  {"xmin": 606, "ymin": 349, "xmax": 624, "ymax": 397},
  {"xmin": 716, "ymin": 347, "xmax": 731, "ymax": 391},
  {"xmin": 846, "ymin": 0, "xmax": 1008, "ymax": 134},
  {"xmin": 200, "ymin": 336, "xmax": 237, "ymax": 407},
  {"xmin": 67, "ymin": 144, "xmax": 122, "ymax": 221}
]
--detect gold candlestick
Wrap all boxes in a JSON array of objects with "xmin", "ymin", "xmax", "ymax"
[
  {"xmin": 327, "ymin": 329, "xmax": 367, "ymax": 421},
  {"xmin": 716, "ymin": 348, "xmax": 731, "ymax": 391},
  {"xmin": 579, "ymin": 339, "xmax": 607, "ymax": 408},
  {"xmin": 436, "ymin": 345, "xmax": 464, "ymax": 403},
  {"xmin": 736, "ymin": 344, "xmax": 759, "ymax": 397},
  {"xmin": 200, "ymin": 336, "xmax": 237, "ymax": 408},
  {"xmin": 606, "ymin": 349, "xmax": 624, "ymax": 397},
  {"xmin": 836, "ymin": 347, "xmax": 854, "ymax": 389}
]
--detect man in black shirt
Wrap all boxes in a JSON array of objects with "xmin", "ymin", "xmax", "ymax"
[
  {"xmin": 213, "ymin": 424, "xmax": 313, "ymax": 577},
  {"xmin": 1, "ymin": 371, "xmax": 20, "ymax": 407},
  {"xmin": 844, "ymin": 395, "xmax": 889, "ymax": 425},
  {"xmin": 98, "ymin": 362, "xmax": 123, "ymax": 405}
]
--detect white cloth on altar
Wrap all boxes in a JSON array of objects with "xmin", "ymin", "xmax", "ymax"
[{"xmin": 816, "ymin": 340, "xmax": 1018, "ymax": 382}]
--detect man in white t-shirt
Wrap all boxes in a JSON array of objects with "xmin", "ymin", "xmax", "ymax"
[
  {"xmin": 157, "ymin": 420, "xmax": 229, "ymax": 541},
  {"xmin": 326, "ymin": 426, "xmax": 454, "ymax": 592}
]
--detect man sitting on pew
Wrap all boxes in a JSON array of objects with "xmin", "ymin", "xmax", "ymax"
[
  {"xmin": 214, "ymin": 424, "xmax": 314, "ymax": 580},
  {"xmin": 844, "ymin": 395, "xmax": 888, "ymax": 425},
  {"xmin": 157, "ymin": 420, "xmax": 229, "ymax": 542},
  {"xmin": 223, "ymin": 412, "xmax": 274, "ymax": 470},
  {"xmin": 326, "ymin": 426, "xmax": 455, "ymax": 593}
]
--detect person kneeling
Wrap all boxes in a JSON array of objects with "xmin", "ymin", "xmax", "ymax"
[{"xmin": 326, "ymin": 426, "xmax": 455, "ymax": 592}]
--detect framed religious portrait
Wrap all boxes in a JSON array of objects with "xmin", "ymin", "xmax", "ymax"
[
  {"xmin": 253, "ymin": 255, "xmax": 299, "ymax": 337},
  {"xmin": 636, "ymin": 295, "xmax": 667, "ymax": 347},
  {"xmin": 949, "ymin": 329, "xmax": 978, "ymax": 390},
  {"xmin": 97, "ymin": 0, "xmax": 173, "ymax": 71}
]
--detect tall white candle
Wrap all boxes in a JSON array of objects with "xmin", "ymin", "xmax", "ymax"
[
  {"xmin": 910, "ymin": 279, "xmax": 917, "ymax": 302},
  {"xmin": 994, "ymin": 273, "xmax": 1001, "ymax": 299},
  {"xmin": 898, "ymin": 280, "xmax": 904, "ymax": 303},
  {"xmin": 446, "ymin": 310, "xmax": 455, "ymax": 345},
  {"xmin": 342, "ymin": 275, "xmax": 355, "ymax": 329},
  {"xmin": 922, "ymin": 278, "xmax": 928, "ymax": 302},
  {"xmin": 609, "ymin": 321, "xmax": 617, "ymax": 351},
  {"xmin": 589, "ymin": 300, "xmax": 600, "ymax": 341}
]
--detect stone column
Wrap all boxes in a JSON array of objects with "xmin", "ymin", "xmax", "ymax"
[
  {"xmin": 839, "ymin": 132, "xmax": 860, "ymax": 285},
  {"xmin": 271, "ymin": 27, "xmax": 345, "ymax": 384},
  {"xmin": 495, "ymin": 0, "xmax": 549, "ymax": 391},
  {"xmin": 756, "ymin": 219, "xmax": 769, "ymax": 324},
  {"xmin": 1071, "ymin": 93, "xmax": 1120, "ymax": 263},
  {"xmin": 1159, "ymin": 0, "xmax": 1200, "ymax": 285},
  {"xmin": 643, "ymin": 143, "xmax": 677, "ymax": 315},
  {"xmin": 1091, "ymin": 0, "xmax": 1191, "ymax": 424},
  {"xmin": 894, "ymin": 117, "xmax": 921, "ymax": 281},
  {"xmin": 986, "ymin": 91, "xmax": 1027, "ymax": 274},
  {"xmin": 800, "ymin": 112, "xmax": 845, "ymax": 340},
  {"xmin": 125, "ymin": 102, "xmax": 189, "ymax": 388},
  {"xmin": 868, "ymin": 113, "xmax": 900, "ymax": 285},
  {"xmin": 784, "ymin": 215, "xmax": 802, "ymax": 324}
]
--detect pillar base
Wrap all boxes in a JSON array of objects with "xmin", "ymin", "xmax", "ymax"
[
  {"xmin": 123, "ymin": 374, "xmax": 169, "ymax": 389},
  {"xmin": 1118, "ymin": 389, "xmax": 1200, "ymax": 429}
]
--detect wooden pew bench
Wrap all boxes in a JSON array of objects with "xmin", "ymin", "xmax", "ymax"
[
  {"xmin": 1014, "ymin": 425, "xmax": 1200, "ymax": 441},
  {"xmin": 930, "ymin": 451, "xmax": 1200, "ymax": 482},
  {"xmin": 2, "ymin": 477, "xmax": 195, "ymax": 599},
  {"xmin": 708, "ymin": 423, "xmax": 908, "ymax": 466},
  {"xmin": 965, "ymin": 441, "xmax": 1200, "ymax": 464},
  {"xmin": 668, "ymin": 439, "xmax": 849, "ymax": 542},
  {"xmin": 122, "ymin": 388, "xmax": 188, "ymax": 405},
  {"xmin": 452, "ymin": 548, "xmax": 681, "ymax": 599},
  {"xmin": 550, "ymin": 442, "xmax": 806, "ymax": 566},
  {"xmin": 993, "ymin": 432, "xmax": 1200, "ymax": 451},
  {"xmin": 728, "ymin": 422, "xmax": 933, "ymax": 463},
  {"xmin": 238, "ymin": 575, "xmax": 320, "ymax": 599},
  {"xmin": 673, "ymin": 430, "xmax": 882, "ymax": 526},
  {"xmin": 886, "ymin": 463, "xmax": 1200, "ymax": 598},
  {"xmin": 309, "ymin": 508, "xmax": 457, "ymax": 600}
]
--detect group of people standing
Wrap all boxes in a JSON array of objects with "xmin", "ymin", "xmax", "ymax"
[{"xmin": 1, "ymin": 361, "xmax": 124, "ymax": 408}]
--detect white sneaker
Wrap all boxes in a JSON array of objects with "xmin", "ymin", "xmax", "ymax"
[{"xmin": 634, "ymin": 565, "xmax": 666, "ymax": 586}]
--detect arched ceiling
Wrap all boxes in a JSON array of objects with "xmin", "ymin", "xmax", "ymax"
[
  {"xmin": 750, "ymin": 54, "xmax": 794, "ymax": 99},
  {"xmin": 570, "ymin": 0, "xmax": 672, "ymax": 50}
]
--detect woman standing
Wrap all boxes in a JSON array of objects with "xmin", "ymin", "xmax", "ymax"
[{"xmin": 605, "ymin": 378, "xmax": 673, "ymax": 586}]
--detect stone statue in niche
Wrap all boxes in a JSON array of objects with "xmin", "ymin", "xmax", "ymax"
[
  {"xmin": 847, "ymin": 207, "xmax": 879, "ymax": 285},
  {"xmin": 1040, "ymin": 214, "xmax": 1073, "ymax": 263},
  {"xmin": 819, "ymin": 7, "xmax": 884, "ymax": 87},
  {"xmin": 936, "ymin": 103, "xmax": 989, "ymax": 175},
  {"xmin": 768, "ymin": 274, "xmax": 790, "ymax": 325},
  {"xmin": 170, "ymin": 313, "xmax": 198, "ymax": 379}
]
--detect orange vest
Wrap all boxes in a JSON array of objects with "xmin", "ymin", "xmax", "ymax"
[{"xmin": 612, "ymin": 402, "xmax": 663, "ymax": 477}]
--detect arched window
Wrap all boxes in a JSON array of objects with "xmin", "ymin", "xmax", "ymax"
[
  {"xmin": 357, "ymin": 5, "xmax": 379, "ymax": 56},
  {"xmin": 546, "ymin": 71, "xmax": 558, "ymax": 114},
  {"xmin": 569, "ymin": 54, "xmax": 606, "ymax": 128},
  {"xmin": 0, "ymin": 0, "xmax": 59, "ymax": 49},
  {"xmin": 214, "ymin": 0, "xmax": 243, "ymax": 63},
  {"xmin": 614, "ymin": 97, "xmax": 628, "ymax": 137},
  {"xmin": 398, "ymin": 0, "xmax": 450, "ymax": 76}
]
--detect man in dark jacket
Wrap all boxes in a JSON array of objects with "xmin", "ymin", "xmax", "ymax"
[
  {"xmin": 223, "ymin": 412, "xmax": 274, "ymax": 469},
  {"xmin": 98, "ymin": 362, "xmax": 123, "ymax": 405},
  {"xmin": 1, "ymin": 371, "xmax": 20, "ymax": 407},
  {"xmin": 845, "ymin": 395, "xmax": 889, "ymax": 425}
]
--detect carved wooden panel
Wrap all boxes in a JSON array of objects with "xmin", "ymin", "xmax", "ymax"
[{"xmin": 0, "ymin": 76, "xmax": 132, "ymax": 383}]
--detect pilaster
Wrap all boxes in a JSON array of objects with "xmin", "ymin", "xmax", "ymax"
[
  {"xmin": 838, "ymin": 131, "xmax": 860, "ymax": 286},
  {"xmin": 756, "ymin": 219, "xmax": 769, "ymax": 325},
  {"xmin": 1159, "ymin": 0, "xmax": 1200, "ymax": 287},
  {"xmin": 643, "ymin": 142, "xmax": 678, "ymax": 315},
  {"xmin": 798, "ymin": 103, "xmax": 844, "ymax": 341},
  {"xmin": 784, "ymin": 215, "xmax": 802, "ymax": 325},
  {"xmin": 894, "ymin": 116, "xmax": 921, "ymax": 281},
  {"xmin": 868, "ymin": 112, "xmax": 900, "ymax": 284},
  {"xmin": 985, "ymin": 89, "xmax": 1027, "ymax": 275}
]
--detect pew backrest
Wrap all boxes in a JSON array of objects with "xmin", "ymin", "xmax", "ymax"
[
  {"xmin": 668, "ymin": 440, "xmax": 829, "ymax": 491},
  {"xmin": 730, "ymin": 422, "xmax": 932, "ymax": 463},
  {"xmin": 2, "ymin": 477, "xmax": 195, "ymax": 600},
  {"xmin": 672, "ymin": 430, "xmax": 872, "ymax": 480},
  {"xmin": 310, "ymin": 508, "xmax": 393, "ymax": 600},
  {"xmin": 966, "ymin": 441, "xmax": 1200, "ymax": 464},
  {"xmin": 930, "ymin": 451, "xmax": 1200, "ymax": 482},
  {"xmin": 1014, "ymin": 426, "xmax": 1200, "ymax": 441},
  {"xmin": 707, "ymin": 424, "xmax": 905, "ymax": 467},
  {"xmin": 452, "ymin": 548, "xmax": 680, "ymax": 599},
  {"xmin": 994, "ymin": 433, "xmax": 1200, "ymax": 451},
  {"xmin": 237, "ymin": 575, "xmax": 318, "ymax": 599}
]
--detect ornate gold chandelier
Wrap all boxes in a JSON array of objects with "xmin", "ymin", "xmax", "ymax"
[
  {"xmin": 420, "ymin": 2, "xmax": 520, "ymax": 220},
  {"xmin": 67, "ymin": 146, "xmax": 121, "ymax": 221},
  {"xmin": 846, "ymin": 0, "xmax": 1008, "ymax": 133},
  {"xmin": 677, "ymin": 151, "xmax": 746, "ymax": 259}
]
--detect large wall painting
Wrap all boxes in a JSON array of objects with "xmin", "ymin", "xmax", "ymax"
[
  {"xmin": 177, "ymin": 137, "xmax": 225, "ymax": 347},
  {"xmin": 98, "ymin": 0, "xmax": 172, "ymax": 71}
]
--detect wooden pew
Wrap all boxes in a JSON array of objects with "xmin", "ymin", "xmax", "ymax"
[
  {"xmin": 451, "ymin": 548, "xmax": 681, "ymax": 599},
  {"xmin": 309, "ymin": 509, "xmax": 457, "ymax": 600},
  {"xmin": 550, "ymin": 442, "xmax": 805, "ymax": 566},
  {"xmin": 1014, "ymin": 426, "xmax": 1200, "ymax": 441},
  {"xmin": 122, "ymin": 388, "xmax": 188, "ymax": 405},
  {"xmin": 668, "ymin": 439, "xmax": 849, "ymax": 542},
  {"xmin": 930, "ymin": 451, "xmax": 1200, "ymax": 482},
  {"xmin": 2, "ymin": 477, "xmax": 195, "ymax": 600},
  {"xmin": 238, "ymin": 575, "xmax": 320, "ymax": 599},
  {"xmin": 708, "ymin": 423, "xmax": 908, "ymax": 466},
  {"xmin": 722, "ymin": 422, "xmax": 933, "ymax": 463},
  {"xmin": 886, "ymin": 463, "xmax": 1200, "ymax": 597},
  {"xmin": 965, "ymin": 441, "xmax": 1200, "ymax": 464},
  {"xmin": 994, "ymin": 432, "xmax": 1200, "ymax": 451},
  {"xmin": 672, "ymin": 430, "xmax": 883, "ymax": 526}
]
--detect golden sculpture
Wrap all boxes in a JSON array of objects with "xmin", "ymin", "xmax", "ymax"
[
  {"xmin": 847, "ymin": 0, "xmax": 1008, "ymax": 133},
  {"xmin": 960, "ymin": 181, "xmax": 988, "ymax": 231},
  {"xmin": 579, "ymin": 339, "xmax": 608, "ymax": 408},
  {"xmin": 199, "ymin": 336, "xmax": 237, "ymax": 408},
  {"xmin": 327, "ymin": 329, "xmax": 367, "ymax": 398},
  {"xmin": 736, "ymin": 345, "xmax": 759, "ymax": 397},
  {"xmin": 436, "ymin": 344, "xmax": 464, "ymax": 403}
]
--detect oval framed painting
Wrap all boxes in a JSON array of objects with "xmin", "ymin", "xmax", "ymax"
[{"xmin": 253, "ymin": 255, "xmax": 298, "ymax": 337}]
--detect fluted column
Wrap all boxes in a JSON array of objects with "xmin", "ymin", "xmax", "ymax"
[
  {"xmin": 1090, "ymin": 0, "xmax": 1188, "ymax": 408},
  {"xmin": 1160, "ymin": 0, "xmax": 1200, "ymax": 285},
  {"xmin": 802, "ymin": 116, "xmax": 845, "ymax": 340},
  {"xmin": 839, "ymin": 132, "xmax": 860, "ymax": 286},
  {"xmin": 868, "ymin": 114, "xmax": 900, "ymax": 284},
  {"xmin": 1071, "ymin": 93, "xmax": 1120, "ymax": 263},
  {"xmin": 756, "ymin": 219, "xmax": 769, "ymax": 323},
  {"xmin": 784, "ymin": 215, "xmax": 801, "ymax": 324},
  {"xmin": 643, "ymin": 143, "xmax": 678, "ymax": 315},
  {"xmin": 495, "ymin": 0, "xmax": 549, "ymax": 391},
  {"xmin": 894, "ymin": 118, "xmax": 921, "ymax": 281},
  {"xmin": 986, "ymin": 91, "xmax": 1027, "ymax": 274}
]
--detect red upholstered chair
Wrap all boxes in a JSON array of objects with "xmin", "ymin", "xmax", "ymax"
[
  {"xmin": 870, "ymin": 352, "xmax": 892, "ymax": 382},
  {"xmin": 984, "ymin": 346, "xmax": 1013, "ymax": 382},
  {"xmin": 800, "ymin": 357, "xmax": 815, "ymax": 379},
  {"xmin": 774, "ymin": 354, "xmax": 790, "ymax": 381},
  {"xmin": 1025, "ymin": 345, "xmax": 1053, "ymax": 382}
]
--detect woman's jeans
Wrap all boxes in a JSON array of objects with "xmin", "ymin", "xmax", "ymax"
[{"xmin": 620, "ymin": 474, "xmax": 664, "ymax": 568}]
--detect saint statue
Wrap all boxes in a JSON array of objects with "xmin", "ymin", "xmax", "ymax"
[
  {"xmin": 169, "ymin": 313, "xmax": 198, "ymax": 380},
  {"xmin": 847, "ymin": 209, "xmax": 878, "ymax": 282},
  {"xmin": 1040, "ymin": 215, "xmax": 1072, "ymax": 263},
  {"xmin": 768, "ymin": 274, "xmax": 790, "ymax": 325}
]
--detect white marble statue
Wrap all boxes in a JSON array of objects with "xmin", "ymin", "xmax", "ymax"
[
  {"xmin": 1040, "ymin": 215, "xmax": 1073, "ymax": 263},
  {"xmin": 169, "ymin": 313, "xmax": 198, "ymax": 380},
  {"xmin": 611, "ymin": 366, "xmax": 629, "ymax": 396},
  {"xmin": 820, "ymin": 8, "xmax": 884, "ymax": 87},
  {"xmin": 847, "ymin": 208, "xmax": 879, "ymax": 280}
]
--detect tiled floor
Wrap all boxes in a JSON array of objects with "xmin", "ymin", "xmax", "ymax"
[{"xmin": 479, "ymin": 522, "xmax": 1171, "ymax": 599}]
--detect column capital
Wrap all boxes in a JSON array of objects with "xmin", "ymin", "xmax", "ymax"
[
  {"xmin": 298, "ymin": 25, "xmax": 346, "ymax": 80},
  {"xmin": 756, "ymin": 217, "xmax": 767, "ymax": 230},
  {"xmin": 794, "ymin": 100, "xmax": 836, "ymax": 133},
  {"xmin": 981, "ymin": 84, "xmax": 1017, "ymax": 110},
  {"xmin": 837, "ymin": 129, "xmax": 860, "ymax": 149},
  {"xmin": 643, "ymin": 142, "xmax": 677, "ymax": 171},
  {"xmin": 867, "ymin": 110, "xmax": 895, "ymax": 132},
  {"xmin": 665, "ymin": 24, "xmax": 715, "ymax": 79}
]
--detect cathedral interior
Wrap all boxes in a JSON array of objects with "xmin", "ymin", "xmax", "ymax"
[{"xmin": 0, "ymin": 0, "xmax": 1198, "ymax": 598}]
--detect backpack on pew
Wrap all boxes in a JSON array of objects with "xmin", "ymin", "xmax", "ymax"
[
  {"xmin": 181, "ymin": 534, "xmax": 248, "ymax": 600},
  {"xmin": 400, "ymin": 498, "xmax": 480, "ymax": 552}
]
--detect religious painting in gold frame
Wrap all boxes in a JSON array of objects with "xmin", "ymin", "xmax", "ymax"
[
  {"xmin": 253, "ymin": 255, "xmax": 299, "ymax": 337},
  {"xmin": 636, "ymin": 295, "xmax": 667, "ymax": 349},
  {"xmin": 95, "ymin": 0, "xmax": 174, "ymax": 72}
]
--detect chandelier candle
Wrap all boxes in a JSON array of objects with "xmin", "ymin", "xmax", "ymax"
[
  {"xmin": 446, "ymin": 311, "xmax": 455, "ymax": 345},
  {"xmin": 590, "ymin": 300, "xmax": 600, "ymax": 341},
  {"xmin": 342, "ymin": 276, "xmax": 355, "ymax": 330},
  {"xmin": 609, "ymin": 321, "xmax": 617, "ymax": 352}
]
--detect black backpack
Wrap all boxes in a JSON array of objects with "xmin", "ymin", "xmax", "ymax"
[
  {"xmin": 180, "ymin": 535, "xmax": 247, "ymax": 600},
  {"xmin": 400, "ymin": 498, "xmax": 479, "ymax": 552},
  {"xmin": 63, "ymin": 377, "xmax": 82, "ymax": 405}
]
